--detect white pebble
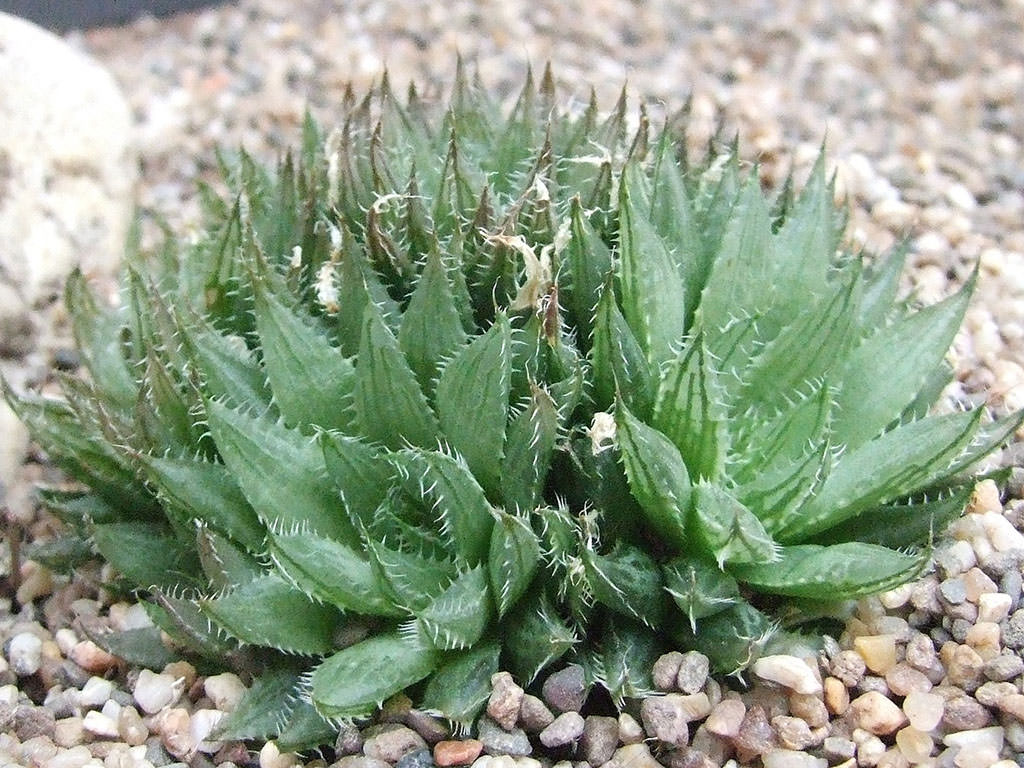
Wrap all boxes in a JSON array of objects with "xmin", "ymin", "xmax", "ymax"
[
  {"xmin": 752, "ymin": 655, "xmax": 822, "ymax": 695},
  {"xmin": 259, "ymin": 740, "xmax": 298, "ymax": 768},
  {"xmin": 978, "ymin": 592, "xmax": 1013, "ymax": 623},
  {"xmin": 204, "ymin": 672, "xmax": 247, "ymax": 712},
  {"xmin": 82, "ymin": 709, "xmax": 120, "ymax": 738},
  {"xmin": 0, "ymin": 684, "xmax": 19, "ymax": 706},
  {"xmin": 943, "ymin": 725, "xmax": 1005, "ymax": 753},
  {"xmin": 903, "ymin": 690, "xmax": 944, "ymax": 732},
  {"xmin": 108, "ymin": 602, "xmax": 155, "ymax": 631},
  {"xmin": 7, "ymin": 632, "xmax": 43, "ymax": 676},
  {"xmin": 190, "ymin": 708, "xmax": 225, "ymax": 753},
  {"xmin": 133, "ymin": 669, "xmax": 183, "ymax": 714},
  {"xmin": 54, "ymin": 628, "xmax": 78, "ymax": 656},
  {"xmin": 982, "ymin": 512, "xmax": 1024, "ymax": 552},
  {"xmin": 46, "ymin": 745, "xmax": 93, "ymax": 768},
  {"xmin": 761, "ymin": 749, "xmax": 827, "ymax": 768},
  {"xmin": 77, "ymin": 676, "xmax": 115, "ymax": 708}
]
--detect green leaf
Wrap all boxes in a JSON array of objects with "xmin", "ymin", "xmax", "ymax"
[
  {"xmin": 770, "ymin": 152, "xmax": 833, "ymax": 305},
  {"xmin": 312, "ymin": 633, "xmax": 440, "ymax": 719},
  {"xmin": 214, "ymin": 669, "xmax": 300, "ymax": 741},
  {"xmin": 421, "ymin": 640, "xmax": 500, "ymax": 726},
  {"xmin": 199, "ymin": 573, "xmax": 341, "ymax": 655},
  {"xmin": 673, "ymin": 600, "xmax": 775, "ymax": 675},
  {"xmin": 564, "ymin": 196, "xmax": 612, "ymax": 345},
  {"xmin": 147, "ymin": 591, "xmax": 238, "ymax": 659},
  {"xmin": 333, "ymin": 229, "xmax": 401, "ymax": 357},
  {"xmin": 205, "ymin": 399, "xmax": 359, "ymax": 547},
  {"xmin": 488, "ymin": 511, "xmax": 541, "ymax": 618},
  {"xmin": 857, "ymin": 245, "xmax": 907, "ymax": 334},
  {"xmin": 615, "ymin": 402, "xmax": 691, "ymax": 548},
  {"xmin": 355, "ymin": 302, "xmax": 440, "ymax": 450},
  {"xmin": 254, "ymin": 278, "xmax": 356, "ymax": 432},
  {"xmin": 831, "ymin": 273, "xmax": 974, "ymax": 449},
  {"xmin": 196, "ymin": 527, "xmax": 264, "ymax": 590},
  {"xmin": 65, "ymin": 270, "xmax": 136, "ymax": 409},
  {"xmin": 319, "ymin": 431, "xmax": 395, "ymax": 531},
  {"xmin": 80, "ymin": 626, "xmax": 178, "ymax": 671},
  {"xmin": 179, "ymin": 314, "xmax": 270, "ymax": 408},
  {"xmin": 652, "ymin": 334, "xmax": 729, "ymax": 481},
  {"xmin": 136, "ymin": 351, "xmax": 197, "ymax": 454},
  {"xmin": 583, "ymin": 544, "xmax": 665, "ymax": 627},
  {"xmin": 789, "ymin": 408, "xmax": 983, "ymax": 541},
  {"xmin": 617, "ymin": 166, "xmax": 687, "ymax": 367},
  {"xmin": 391, "ymin": 448, "xmax": 494, "ymax": 567},
  {"xmin": 811, "ymin": 483, "xmax": 975, "ymax": 549},
  {"xmin": 364, "ymin": 539, "xmax": 458, "ymax": 612},
  {"xmin": 501, "ymin": 384, "xmax": 559, "ymax": 513},
  {"xmin": 268, "ymin": 530, "xmax": 401, "ymax": 616},
  {"xmin": 590, "ymin": 282, "xmax": 652, "ymax": 414},
  {"xmin": 593, "ymin": 618, "xmax": 659, "ymax": 707},
  {"xmin": 435, "ymin": 314, "xmax": 513, "ymax": 498},
  {"xmin": 414, "ymin": 565, "xmax": 492, "ymax": 650},
  {"xmin": 399, "ymin": 248, "xmax": 469, "ymax": 397},
  {"xmin": 662, "ymin": 554, "xmax": 741, "ymax": 632},
  {"xmin": 139, "ymin": 455, "xmax": 264, "ymax": 552},
  {"xmin": 503, "ymin": 590, "xmax": 578, "ymax": 684},
  {"xmin": 92, "ymin": 522, "xmax": 201, "ymax": 590},
  {"xmin": 732, "ymin": 543, "xmax": 929, "ymax": 599},
  {"xmin": 274, "ymin": 700, "xmax": 337, "ymax": 753},
  {"xmin": 741, "ymin": 277, "xmax": 857, "ymax": 414},
  {"xmin": 691, "ymin": 482, "xmax": 779, "ymax": 567},
  {"xmin": 696, "ymin": 172, "xmax": 772, "ymax": 335}
]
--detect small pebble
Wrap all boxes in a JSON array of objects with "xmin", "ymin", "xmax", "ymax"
[
  {"xmin": 675, "ymin": 652, "xmax": 710, "ymax": 695},
  {"xmin": 903, "ymin": 690, "xmax": 944, "ymax": 732},
  {"xmin": 133, "ymin": 669, "xmax": 183, "ymax": 715},
  {"xmin": 752, "ymin": 656, "xmax": 822, "ymax": 695},
  {"xmin": 434, "ymin": 739, "xmax": 483, "ymax": 767},
  {"xmin": 704, "ymin": 699, "xmax": 745, "ymax": 738},
  {"xmin": 77, "ymin": 676, "xmax": 114, "ymax": 708},
  {"xmin": 538, "ymin": 712, "xmax": 584, "ymax": 748},
  {"xmin": 363, "ymin": 725, "xmax": 428, "ymax": 762},
  {"xmin": 771, "ymin": 716, "xmax": 816, "ymax": 750},
  {"xmin": 849, "ymin": 691, "xmax": 907, "ymax": 735},
  {"xmin": 854, "ymin": 636, "xmax": 897, "ymax": 675},
  {"xmin": 260, "ymin": 740, "xmax": 298, "ymax": 768},
  {"xmin": 204, "ymin": 672, "xmax": 246, "ymax": 712},
  {"xmin": 82, "ymin": 709, "xmax": 119, "ymax": 738},
  {"xmin": 761, "ymin": 749, "xmax": 827, "ymax": 768},
  {"xmin": 617, "ymin": 713, "xmax": 645, "ymax": 745},
  {"xmin": 68, "ymin": 641, "xmax": 118, "ymax": 674},
  {"xmin": 541, "ymin": 665, "xmax": 587, "ymax": 714},
  {"xmin": 486, "ymin": 672, "xmax": 524, "ymax": 731},
  {"xmin": 7, "ymin": 633, "xmax": 43, "ymax": 677},
  {"xmin": 731, "ymin": 705, "xmax": 777, "ymax": 758},
  {"xmin": 476, "ymin": 716, "xmax": 532, "ymax": 757},
  {"xmin": 517, "ymin": 694, "xmax": 554, "ymax": 733},
  {"xmin": 396, "ymin": 747, "xmax": 435, "ymax": 768},
  {"xmin": 580, "ymin": 716, "xmax": 619, "ymax": 766},
  {"xmin": 894, "ymin": 726, "xmax": 933, "ymax": 763},
  {"xmin": 604, "ymin": 743, "xmax": 661, "ymax": 768},
  {"xmin": 652, "ymin": 652, "xmax": 684, "ymax": 691}
]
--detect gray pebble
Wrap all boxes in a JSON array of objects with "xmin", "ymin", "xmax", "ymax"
[
  {"xmin": 675, "ymin": 652, "xmax": 710, "ymax": 695},
  {"xmin": 939, "ymin": 576, "xmax": 967, "ymax": 605},
  {"xmin": 332, "ymin": 758, "xmax": 392, "ymax": 768},
  {"xmin": 145, "ymin": 735, "xmax": 175, "ymax": 766},
  {"xmin": 396, "ymin": 747, "xmax": 435, "ymax": 768},
  {"xmin": 542, "ymin": 664, "xmax": 588, "ymax": 714},
  {"xmin": 14, "ymin": 704, "xmax": 55, "ymax": 740},
  {"xmin": 539, "ymin": 711, "xmax": 585, "ymax": 748},
  {"xmin": 732, "ymin": 705, "xmax": 777, "ymax": 756},
  {"xmin": 405, "ymin": 709, "xmax": 449, "ymax": 744},
  {"xmin": 983, "ymin": 652, "xmax": 1024, "ymax": 682},
  {"xmin": 639, "ymin": 696, "xmax": 690, "ymax": 747},
  {"xmin": 949, "ymin": 617, "xmax": 972, "ymax": 643},
  {"xmin": 830, "ymin": 650, "xmax": 866, "ymax": 687},
  {"xmin": 580, "ymin": 715, "xmax": 619, "ymax": 766},
  {"xmin": 518, "ymin": 693, "xmax": 555, "ymax": 733},
  {"xmin": 477, "ymin": 714, "xmax": 533, "ymax": 756},
  {"xmin": 1002, "ymin": 569, "xmax": 1023, "ymax": 612},
  {"xmin": 652, "ymin": 652, "xmax": 684, "ymax": 691},
  {"xmin": 336, "ymin": 720, "xmax": 364, "ymax": 756},
  {"xmin": 822, "ymin": 736, "xmax": 856, "ymax": 761},
  {"xmin": 363, "ymin": 725, "xmax": 428, "ymax": 763},
  {"xmin": 942, "ymin": 695, "xmax": 992, "ymax": 731},
  {"xmin": 1002, "ymin": 609, "xmax": 1024, "ymax": 650},
  {"xmin": 487, "ymin": 671, "xmax": 525, "ymax": 730}
]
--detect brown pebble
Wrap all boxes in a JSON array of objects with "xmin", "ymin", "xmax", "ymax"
[
  {"xmin": 941, "ymin": 695, "xmax": 992, "ymax": 731},
  {"xmin": 771, "ymin": 715, "xmax": 815, "ymax": 750},
  {"xmin": 731, "ymin": 705, "xmax": 777, "ymax": 760},
  {"xmin": 848, "ymin": 691, "xmax": 907, "ymax": 735},
  {"xmin": 884, "ymin": 663, "xmax": 932, "ymax": 697},
  {"xmin": 704, "ymin": 699, "xmax": 745, "ymax": 738},
  {"xmin": 997, "ymin": 693, "xmax": 1024, "ymax": 722},
  {"xmin": 830, "ymin": 650, "xmax": 866, "ymax": 687},
  {"xmin": 68, "ymin": 641, "xmax": 118, "ymax": 674},
  {"xmin": 945, "ymin": 644, "xmax": 985, "ymax": 691},
  {"xmin": 788, "ymin": 692, "xmax": 829, "ymax": 728},
  {"xmin": 433, "ymin": 739, "xmax": 482, "ymax": 766},
  {"xmin": 824, "ymin": 676, "xmax": 850, "ymax": 716}
]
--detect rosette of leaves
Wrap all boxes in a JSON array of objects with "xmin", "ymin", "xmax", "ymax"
[{"xmin": 6, "ymin": 63, "xmax": 1020, "ymax": 748}]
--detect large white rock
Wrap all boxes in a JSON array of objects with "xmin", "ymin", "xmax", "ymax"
[{"xmin": 0, "ymin": 11, "xmax": 135, "ymax": 507}]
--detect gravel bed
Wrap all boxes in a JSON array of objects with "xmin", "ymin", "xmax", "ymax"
[{"xmin": 3, "ymin": 1, "xmax": 1024, "ymax": 767}]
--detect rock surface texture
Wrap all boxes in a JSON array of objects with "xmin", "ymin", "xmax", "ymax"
[{"xmin": 0, "ymin": 11, "xmax": 134, "ymax": 510}]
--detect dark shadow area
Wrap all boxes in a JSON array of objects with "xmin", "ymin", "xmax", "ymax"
[{"xmin": 0, "ymin": 0, "xmax": 226, "ymax": 31}]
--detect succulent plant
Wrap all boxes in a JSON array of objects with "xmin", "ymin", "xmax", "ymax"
[{"xmin": 6, "ymin": 63, "xmax": 1020, "ymax": 747}]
